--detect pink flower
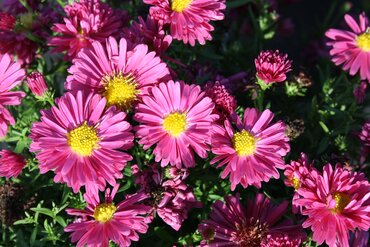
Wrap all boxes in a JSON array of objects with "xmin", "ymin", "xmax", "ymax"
[
  {"xmin": 123, "ymin": 15, "xmax": 172, "ymax": 56},
  {"xmin": 0, "ymin": 53, "xmax": 25, "ymax": 137},
  {"xmin": 65, "ymin": 185, "xmax": 150, "ymax": 247},
  {"xmin": 204, "ymin": 81, "xmax": 237, "ymax": 123},
  {"xmin": 132, "ymin": 164, "xmax": 201, "ymax": 230},
  {"xmin": 198, "ymin": 194, "xmax": 306, "ymax": 246},
  {"xmin": 29, "ymin": 91, "xmax": 133, "ymax": 195},
  {"xmin": 211, "ymin": 108, "xmax": 290, "ymax": 190},
  {"xmin": 144, "ymin": 0, "xmax": 226, "ymax": 46},
  {"xmin": 134, "ymin": 80, "xmax": 218, "ymax": 168},
  {"xmin": 49, "ymin": 0, "xmax": 128, "ymax": 60},
  {"xmin": 66, "ymin": 37, "xmax": 170, "ymax": 110},
  {"xmin": 354, "ymin": 81, "xmax": 368, "ymax": 104},
  {"xmin": 26, "ymin": 72, "xmax": 48, "ymax": 97},
  {"xmin": 359, "ymin": 121, "xmax": 370, "ymax": 162},
  {"xmin": 0, "ymin": 150, "xmax": 26, "ymax": 178},
  {"xmin": 326, "ymin": 13, "xmax": 370, "ymax": 81},
  {"xmin": 295, "ymin": 164, "xmax": 370, "ymax": 247},
  {"xmin": 0, "ymin": 12, "xmax": 16, "ymax": 30},
  {"xmin": 255, "ymin": 50, "xmax": 292, "ymax": 85}
]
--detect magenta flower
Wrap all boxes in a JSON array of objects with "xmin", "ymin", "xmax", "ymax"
[
  {"xmin": 354, "ymin": 81, "xmax": 368, "ymax": 104},
  {"xmin": 295, "ymin": 164, "xmax": 370, "ymax": 247},
  {"xmin": 359, "ymin": 121, "xmax": 370, "ymax": 162},
  {"xmin": 26, "ymin": 72, "xmax": 48, "ymax": 97},
  {"xmin": 198, "ymin": 194, "xmax": 306, "ymax": 246},
  {"xmin": 326, "ymin": 13, "xmax": 370, "ymax": 81},
  {"xmin": 49, "ymin": 0, "xmax": 128, "ymax": 60},
  {"xmin": 0, "ymin": 150, "xmax": 26, "ymax": 178},
  {"xmin": 29, "ymin": 91, "xmax": 134, "ymax": 195},
  {"xmin": 65, "ymin": 185, "xmax": 150, "ymax": 247},
  {"xmin": 211, "ymin": 108, "xmax": 290, "ymax": 190},
  {"xmin": 0, "ymin": 12, "xmax": 16, "ymax": 30},
  {"xmin": 0, "ymin": 53, "xmax": 25, "ymax": 138},
  {"xmin": 66, "ymin": 37, "xmax": 170, "ymax": 110},
  {"xmin": 255, "ymin": 50, "xmax": 292, "ymax": 86},
  {"xmin": 144, "ymin": 0, "xmax": 225, "ymax": 46},
  {"xmin": 134, "ymin": 80, "xmax": 218, "ymax": 168},
  {"xmin": 132, "ymin": 164, "xmax": 201, "ymax": 230}
]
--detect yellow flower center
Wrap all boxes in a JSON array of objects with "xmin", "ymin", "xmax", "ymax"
[
  {"xmin": 357, "ymin": 32, "xmax": 370, "ymax": 52},
  {"xmin": 102, "ymin": 74, "xmax": 139, "ymax": 109},
  {"xmin": 93, "ymin": 203, "xmax": 117, "ymax": 223},
  {"xmin": 171, "ymin": 0, "xmax": 192, "ymax": 12},
  {"xmin": 331, "ymin": 192, "xmax": 351, "ymax": 213},
  {"xmin": 232, "ymin": 130, "xmax": 256, "ymax": 156},
  {"xmin": 163, "ymin": 112, "xmax": 187, "ymax": 137},
  {"xmin": 67, "ymin": 122, "xmax": 99, "ymax": 156},
  {"xmin": 292, "ymin": 176, "xmax": 300, "ymax": 190}
]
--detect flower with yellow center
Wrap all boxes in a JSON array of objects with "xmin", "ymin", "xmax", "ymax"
[
  {"xmin": 93, "ymin": 203, "xmax": 117, "ymax": 223},
  {"xmin": 162, "ymin": 112, "xmax": 187, "ymax": 137},
  {"xmin": 330, "ymin": 192, "xmax": 351, "ymax": 214},
  {"xmin": 171, "ymin": 0, "xmax": 192, "ymax": 12},
  {"xmin": 102, "ymin": 74, "xmax": 139, "ymax": 109},
  {"xmin": 357, "ymin": 32, "xmax": 370, "ymax": 52},
  {"xmin": 232, "ymin": 130, "xmax": 256, "ymax": 157},
  {"xmin": 67, "ymin": 122, "xmax": 99, "ymax": 156}
]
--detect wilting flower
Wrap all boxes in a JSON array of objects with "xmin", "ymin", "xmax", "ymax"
[
  {"xmin": 295, "ymin": 164, "xmax": 370, "ymax": 247},
  {"xmin": 211, "ymin": 108, "xmax": 290, "ymax": 190},
  {"xmin": 29, "ymin": 91, "xmax": 134, "ymax": 195},
  {"xmin": 0, "ymin": 53, "xmax": 25, "ymax": 138},
  {"xmin": 198, "ymin": 194, "xmax": 306, "ymax": 246},
  {"xmin": 326, "ymin": 13, "xmax": 370, "ymax": 81},
  {"xmin": 204, "ymin": 81, "xmax": 237, "ymax": 123},
  {"xmin": 255, "ymin": 50, "xmax": 292, "ymax": 87},
  {"xmin": 49, "ymin": 0, "xmax": 128, "ymax": 60},
  {"xmin": 144, "ymin": 0, "xmax": 226, "ymax": 46},
  {"xmin": 354, "ymin": 81, "xmax": 367, "ymax": 104},
  {"xmin": 132, "ymin": 164, "xmax": 201, "ymax": 230},
  {"xmin": 26, "ymin": 72, "xmax": 48, "ymax": 97},
  {"xmin": 0, "ymin": 150, "xmax": 26, "ymax": 178},
  {"xmin": 65, "ymin": 185, "xmax": 150, "ymax": 246},
  {"xmin": 66, "ymin": 37, "xmax": 170, "ymax": 110},
  {"xmin": 135, "ymin": 80, "xmax": 218, "ymax": 168}
]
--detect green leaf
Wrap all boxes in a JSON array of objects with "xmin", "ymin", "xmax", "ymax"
[{"xmin": 31, "ymin": 208, "xmax": 54, "ymax": 218}]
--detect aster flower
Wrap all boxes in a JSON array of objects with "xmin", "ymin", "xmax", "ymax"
[
  {"xmin": 211, "ymin": 108, "xmax": 290, "ymax": 190},
  {"xmin": 26, "ymin": 71, "xmax": 48, "ymax": 97},
  {"xmin": 29, "ymin": 91, "xmax": 134, "ymax": 195},
  {"xmin": 204, "ymin": 81, "xmax": 237, "ymax": 123},
  {"xmin": 359, "ymin": 121, "xmax": 370, "ymax": 162},
  {"xmin": 295, "ymin": 164, "xmax": 370, "ymax": 247},
  {"xmin": 0, "ymin": 150, "xmax": 26, "ymax": 178},
  {"xmin": 326, "ymin": 13, "xmax": 370, "ymax": 81},
  {"xmin": 49, "ymin": 0, "xmax": 128, "ymax": 60},
  {"xmin": 132, "ymin": 164, "xmax": 201, "ymax": 230},
  {"xmin": 354, "ymin": 81, "xmax": 367, "ymax": 104},
  {"xmin": 255, "ymin": 50, "xmax": 292, "ymax": 88},
  {"xmin": 65, "ymin": 185, "xmax": 150, "ymax": 246},
  {"xmin": 134, "ymin": 80, "xmax": 218, "ymax": 168},
  {"xmin": 198, "ymin": 194, "xmax": 306, "ymax": 246},
  {"xmin": 0, "ymin": 53, "xmax": 26, "ymax": 138},
  {"xmin": 66, "ymin": 37, "xmax": 170, "ymax": 110},
  {"xmin": 144, "ymin": 0, "xmax": 226, "ymax": 46}
]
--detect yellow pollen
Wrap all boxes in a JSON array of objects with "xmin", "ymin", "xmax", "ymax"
[
  {"xmin": 171, "ymin": 0, "xmax": 192, "ymax": 12},
  {"xmin": 232, "ymin": 130, "xmax": 256, "ymax": 156},
  {"xmin": 163, "ymin": 112, "xmax": 187, "ymax": 137},
  {"xmin": 102, "ymin": 74, "xmax": 139, "ymax": 109},
  {"xmin": 67, "ymin": 122, "xmax": 99, "ymax": 156},
  {"xmin": 93, "ymin": 203, "xmax": 117, "ymax": 223},
  {"xmin": 292, "ymin": 177, "xmax": 300, "ymax": 190},
  {"xmin": 357, "ymin": 32, "xmax": 370, "ymax": 52},
  {"xmin": 331, "ymin": 192, "xmax": 351, "ymax": 213}
]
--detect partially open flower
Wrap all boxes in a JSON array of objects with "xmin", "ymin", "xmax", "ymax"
[{"xmin": 27, "ymin": 72, "xmax": 48, "ymax": 97}]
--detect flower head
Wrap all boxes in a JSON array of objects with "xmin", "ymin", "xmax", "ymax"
[
  {"xmin": 49, "ymin": 0, "xmax": 128, "ymax": 60},
  {"xmin": 26, "ymin": 72, "xmax": 48, "ymax": 97},
  {"xmin": 0, "ymin": 53, "xmax": 25, "ymax": 138},
  {"xmin": 326, "ymin": 13, "xmax": 370, "ymax": 81},
  {"xmin": 295, "ymin": 164, "xmax": 370, "ymax": 247},
  {"xmin": 134, "ymin": 80, "xmax": 218, "ymax": 168},
  {"xmin": 255, "ymin": 50, "xmax": 292, "ymax": 86},
  {"xmin": 0, "ymin": 150, "xmax": 26, "ymax": 178},
  {"xmin": 211, "ymin": 108, "xmax": 290, "ymax": 190},
  {"xmin": 30, "ymin": 91, "xmax": 134, "ymax": 195},
  {"xmin": 66, "ymin": 37, "xmax": 170, "ymax": 110},
  {"xmin": 65, "ymin": 185, "xmax": 150, "ymax": 246},
  {"xmin": 198, "ymin": 194, "xmax": 306, "ymax": 246},
  {"xmin": 144, "ymin": 0, "xmax": 225, "ymax": 46}
]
